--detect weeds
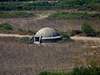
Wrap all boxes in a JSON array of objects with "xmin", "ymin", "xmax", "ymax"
[
  {"xmin": 0, "ymin": 11, "xmax": 34, "ymax": 18},
  {"xmin": 81, "ymin": 22, "xmax": 96, "ymax": 36},
  {"xmin": 39, "ymin": 61, "xmax": 100, "ymax": 75},
  {"xmin": 0, "ymin": 23, "xmax": 13, "ymax": 30},
  {"xmin": 49, "ymin": 12, "xmax": 100, "ymax": 19},
  {"xmin": 18, "ymin": 37, "xmax": 34, "ymax": 44},
  {"xmin": 0, "ymin": 0, "xmax": 100, "ymax": 11}
]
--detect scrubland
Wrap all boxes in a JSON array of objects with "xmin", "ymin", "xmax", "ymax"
[
  {"xmin": 0, "ymin": 14, "xmax": 100, "ymax": 32},
  {"xmin": 0, "ymin": 36, "xmax": 100, "ymax": 75},
  {"xmin": 0, "ymin": 8, "xmax": 100, "ymax": 75}
]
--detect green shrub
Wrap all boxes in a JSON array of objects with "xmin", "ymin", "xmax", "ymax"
[
  {"xmin": 67, "ymin": 30, "xmax": 82, "ymax": 36},
  {"xmin": 39, "ymin": 71, "xmax": 67, "ymax": 75},
  {"xmin": 0, "ymin": 0, "xmax": 100, "ymax": 11},
  {"xmin": 81, "ymin": 22, "xmax": 96, "ymax": 36},
  {"xmin": 49, "ymin": 12, "xmax": 100, "ymax": 19},
  {"xmin": 18, "ymin": 37, "xmax": 33, "ymax": 44},
  {"xmin": 72, "ymin": 61, "xmax": 100, "ymax": 75},
  {"xmin": 38, "ymin": 61, "xmax": 100, "ymax": 75},
  {"xmin": 18, "ymin": 29, "xmax": 36, "ymax": 35},
  {"xmin": 0, "ymin": 12, "xmax": 34, "ymax": 18},
  {"xmin": 61, "ymin": 33, "xmax": 72, "ymax": 42},
  {"xmin": 59, "ymin": 0, "xmax": 100, "ymax": 11},
  {"xmin": 0, "ymin": 23, "xmax": 13, "ymax": 30}
]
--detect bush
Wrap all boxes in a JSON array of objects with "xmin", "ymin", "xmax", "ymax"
[
  {"xmin": 0, "ymin": 12, "xmax": 34, "ymax": 18},
  {"xmin": 72, "ymin": 61, "xmax": 100, "ymax": 75},
  {"xmin": 0, "ymin": 0, "xmax": 100, "ymax": 11},
  {"xmin": 18, "ymin": 29, "xmax": 36, "ymax": 35},
  {"xmin": 0, "ymin": 23, "xmax": 13, "ymax": 30},
  {"xmin": 61, "ymin": 33, "xmax": 72, "ymax": 42},
  {"xmin": 81, "ymin": 22, "xmax": 96, "ymax": 36},
  {"xmin": 18, "ymin": 37, "xmax": 34, "ymax": 44},
  {"xmin": 38, "ymin": 61, "xmax": 100, "ymax": 75},
  {"xmin": 49, "ymin": 12, "xmax": 100, "ymax": 19},
  {"xmin": 39, "ymin": 71, "xmax": 67, "ymax": 75},
  {"xmin": 67, "ymin": 30, "xmax": 82, "ymax": 36}
]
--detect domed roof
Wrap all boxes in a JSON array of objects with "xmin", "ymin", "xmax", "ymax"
[{"xmin": 35, "ymin": 27, "xmax": 59, "ymax": 37}]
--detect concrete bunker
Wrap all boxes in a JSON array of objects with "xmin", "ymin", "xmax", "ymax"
[{"xmin": 34, "ymin": 27, "xmax": 62, "ymax": 44}]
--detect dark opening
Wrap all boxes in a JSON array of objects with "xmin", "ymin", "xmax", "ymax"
[{"xmin": 35, "ymin": 37, "xmax": 39, "ymax": 41}]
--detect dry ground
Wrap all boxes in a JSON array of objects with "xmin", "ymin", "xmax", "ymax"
[
  {"xmin": 0, "ymin": 10, "xmax": 100, "ymax": 75},
  {"xmin": 0, "ymin": 33, "xmax": 32, "ymax": 38},
  {"xmin": 0, "ymin": 10, "xmax": 100, "ymax": 32},
  {"xmin": 0, "ymin": 37, "xmax": 100, "ymax": 75},
  {"xmin": 70, "ymin": 36, "xmax": 100, "ymax": 42}
]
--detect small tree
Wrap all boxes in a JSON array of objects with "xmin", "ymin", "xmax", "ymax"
[{"xmin": 81, "ymin": 22, "xmax": 95, "ymax": 36}]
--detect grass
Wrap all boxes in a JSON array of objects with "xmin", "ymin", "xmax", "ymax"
[
  {"xmin": 59, "ymin": 32, "xmax": 73, "ymax": 42},
  {"xmin": 0, "ymin": 0, "xmax": 100, "ymax": 11},
  {"xmin": 39, "ymin": 61, "xmax": 100, "ymax": 75},
  {"xmin": 0, "ymin": 29, "xmax": 36, "ymax": 35},
  {"xmin": 0, "ymin": 11, "xmax": 34, "ymax": 18},
  {"xmin": 49, "ymin": 12, "xmax": 100, "ymax": 19},
  {"xmin": 0, "ymin": 23, "xmax": 13, "ymax": 30},
  {"xmin": 0, "ymin": 39, "xmax": 100, "ymax": 75},
  {"xmin": 78, "ymin": 2, "xmax": 100, "ymax": 11},
  {"xmin": 0, "ymin": 23, "xmax": 36, "ymax": 35},
  {"xmin": 18, "ymin": 37, "xmax": 34, "ymax": 44}
]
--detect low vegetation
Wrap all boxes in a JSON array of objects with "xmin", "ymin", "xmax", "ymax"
[
  {"xmin": 59, "ymin": 32, "xmax": 73, "ymax": 42},
  {"xmin": 67, "ymin": 30, "xmax": 82, "ymax": 36},
  {"xmin": 0, "ymin": 22, "xmax": 99, "ymax": 38},
  {"xmin": 0, "ymin": 12, "xmax": 34, "ymax": 18},
  {"xmin": 0, "ymin": 0, "xmax": 100, "ymax": 11},
  {"xmin": 0, "ymin": 1, "xmax": 57, "ymax": 11},
  {"xmin": 39, "ymin": 61, "xmax": 100, "ymax": 75},
  {"xmin": 0, "ymin": 36, "xmax": 100, "ymax": 75},
  {"xmin": 0, "ymin": 23, "xmax": 13, "ymax": 30},
  {"xmin": 49, "ymin": 12, "xmax": 100, "ymax": 19},
  {"xmin": 18, "ymin": 37, "xmax": 34, "ymax": 44},
  {"xmin": 81, "ymin": 22, "xmax": 96, "ymax": 36},
  {"xmin": 0, "ymin": 23, "xmax": 35, "ymax": 35},
  {"xmin": 58, "ymin": 0, "xmax": 100, "ymax": 11},
  {"xmin": 65, "ymin": 22, "xmax": 99, "ymax": 37}
]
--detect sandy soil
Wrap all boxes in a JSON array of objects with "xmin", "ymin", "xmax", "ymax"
[
  {"xmin": 0, "ymin": 33, "xmax": 100, "ymax": 42},
  {"xmin": 0, "ymin": 34, "xmax": 31, "ymax": 38},
  {"xmin": 70, "ymin": 36, "xmax": 100, "ymax": 42}
]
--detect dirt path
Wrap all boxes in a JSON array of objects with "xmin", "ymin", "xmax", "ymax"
[
  {"xmin": 33, "ymin": 11, "xmax": 55, "ymax": 21},
  {"xmin": 34, "ymin": 14, "xmax": 49, "ymax": 20},
  {"xmin": 0, "ymin": 33, "xmax": 100, "ymax": 42},
  {"xmin": 70, "ymin": 36, "xmax": 100, "ymax": 42},
  {"xmin": 0, "ymin": 33, "xmax": 32, "ymax": 38}
]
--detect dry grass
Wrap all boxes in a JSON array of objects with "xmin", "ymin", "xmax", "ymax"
[
  {"xmin": 0, "ymin": 37, "xmax": 100, "ymax": 75},
  {"xmin": 0, "ymin": 11, "xmax": 100, "ymax": 32},
  {"xmin": 0, "ymin": 18, "xmax": 100, "ymax": 32},
  {"xmin": 0, "ymin": 10, "xmax": 100, "ymax": 75}
]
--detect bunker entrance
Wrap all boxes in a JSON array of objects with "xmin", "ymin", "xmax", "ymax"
[{"xmin": 35, "ymin": 37, "xmax": 39, "ymax": 41}]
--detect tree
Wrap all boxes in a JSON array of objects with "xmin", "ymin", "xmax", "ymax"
[{"xmin": 81, "ymin": 22, "xmax": 95, "ymax": 36}]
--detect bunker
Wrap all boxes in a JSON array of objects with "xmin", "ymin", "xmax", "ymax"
[{"xmin": 34, "ymin": 27, "xmax": 62, "ymax": 44}]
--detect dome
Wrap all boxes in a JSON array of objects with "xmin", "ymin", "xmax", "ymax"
[{"xmin": 35, "ymin": 27, "xmax": 59, "ymax": 37}]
